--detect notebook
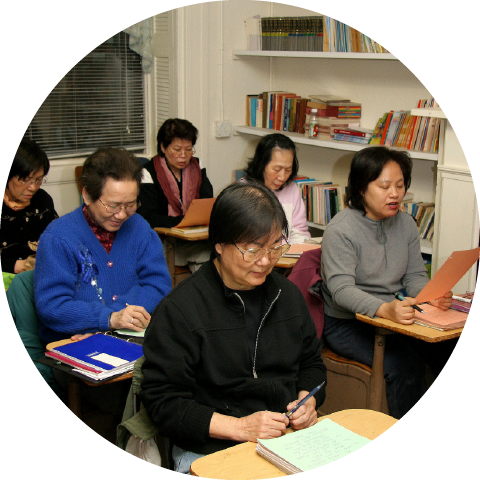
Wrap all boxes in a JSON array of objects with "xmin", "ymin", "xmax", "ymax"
[
  {"xmin": 45, "ymin": 334, "xmax": 143, "ymax": 381},
  {"xmin": 256, "ymin": 419, "xmax": 370, "ymax": 474}
]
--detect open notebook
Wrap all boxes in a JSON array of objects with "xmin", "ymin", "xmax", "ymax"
[
  {"xmin": 171, "ymin": 198, "xmax": 216, "ymax": 234},
  {"xmin": 256, "ymin": 419, "xmax": 370, "ymax": 474}
]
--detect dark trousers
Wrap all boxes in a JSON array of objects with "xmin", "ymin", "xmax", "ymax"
[{"xmin": 323, "ymin": 313, "xmax": 457, "ymax": 419}]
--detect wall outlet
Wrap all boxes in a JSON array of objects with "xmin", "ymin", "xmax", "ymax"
[{"xmin": 215, "ymin": 121, "xmax": 232, "ymax": 138}]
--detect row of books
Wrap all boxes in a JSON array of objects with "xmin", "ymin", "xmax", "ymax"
[
  {"xmin": 323, "ymin": 16, "xmax": 388, "ymax": 53},
  {"xmin": 245, "ymin": 15, "xmax": 388, "ymax": 54},
  {"xmin": 402, "ymin": 201, "xmax": 435, "ymax": 241},
  {"xmin": 261, "ymin": 16, "xmax": 324, "ymax": 52},
  {"xmin": 369, "ymin": 99, "xmax": 442, "ymax": 153},
  {"xmin": 295, "ymin": 177, "xmax": 346, "ymax": 226},
  {"xmin": 246, "ymin": 92, "xmax": 362, "ymax": 138}
]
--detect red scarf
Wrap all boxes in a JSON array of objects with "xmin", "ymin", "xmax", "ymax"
[
  {"xmin": 83, "ymin": 204, "xmax": 116, "ymax": 254},
  {"xmin": 152, "ymin": 155, "xmax": 202, "ymax": 216}
]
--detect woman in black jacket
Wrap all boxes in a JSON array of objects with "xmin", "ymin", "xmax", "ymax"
[
  {"xmin": 141, "ymin": 181, "xmax": 326, "ymax": 473},
  {"xmin": 1, "ymin": 139, "xmax": 57, "ymax": 274}
]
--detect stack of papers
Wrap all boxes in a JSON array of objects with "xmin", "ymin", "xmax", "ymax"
[
  {"xmin": 283, "ymin": 243, "xmax": 321, "ymax": 258},
  {"xmin": 413, "ymin": 304, "xmax": 467, "ymax": 331},
  {"xmin": 256, "ymin": 419, "xmax": 370, "ymax": 474},
  {"xmin": 45, "ymin": 334, "xmax": 143, "ymax": 381}
]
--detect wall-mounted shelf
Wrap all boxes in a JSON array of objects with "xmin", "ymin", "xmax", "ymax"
[
  {"xmin": 234, "ymin": 125, "xmax": 439, "ymax": 161},
  {"xmin": 233, "ymin": 50, "xmax": 397, "ymax": 60}
]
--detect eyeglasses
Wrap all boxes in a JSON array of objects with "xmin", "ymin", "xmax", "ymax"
[
  {"xmin": 16, "ymin": 175, "xmax": 47, "ymax": 186},
  {"xmin": 97, "ymin": 197, "xmax": 141, "ymax": 214},
  {"xmin": 234, "ymin": 243, "xmax": 290, "ymax": 262},
  {"xmin": 168, "ymin": 146, "xmax": 196, "ymax": 158}
]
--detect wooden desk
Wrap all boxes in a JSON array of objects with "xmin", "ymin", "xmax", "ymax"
[
  {"xmin": 46, "ymin": 339, "xmax": 133, "ymax": 418},
  {"xmin": 355, "ymin": 313, "xmax": 463, "ymax": 412},
  {"xmin": 154, "ymin": 227, "xmax": 209, "ymax": 286},
  {"xmin": 190, "ymin": 409, "xmax": 397, "ymax": 479}
]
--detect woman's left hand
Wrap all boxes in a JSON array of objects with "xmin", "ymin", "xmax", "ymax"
[
  {"xmin": 429, "ymin": 291, "xmax": 453, "ymax": 310},
  {"xmin": 285, "ymin": 391, "xmax": 318, "ymax": 430}
]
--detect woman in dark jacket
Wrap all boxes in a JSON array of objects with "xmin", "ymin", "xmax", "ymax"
[
  {"xmin": 1, "ymin": 139, "xmax": 58, "ymax": 274},
  {"xmin": 141, "ymin": 181, "xmax": 326, "ymax": 473},
  {"xmin": 137, "ymin": 118, "xmax": 214, "ymax": 272}
]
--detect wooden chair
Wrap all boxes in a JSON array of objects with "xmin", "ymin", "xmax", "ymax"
[
  {"xmin": 75, "ymin": 165, "xmax": 83, "ymax": 194},
  {"xmin": 318, "ymin": 346, "xmax": 389, "ymax": 416}
]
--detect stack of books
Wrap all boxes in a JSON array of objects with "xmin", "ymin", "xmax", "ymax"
[
  {"xmin": 332, "ymin": 126, "xmax": 373, "ymax": 144},
  {"xmin": 45, "ymin": 334, "xmax": 143, "ymax": 381},
  {"xmin": 451, "ymin": 293, "xmax": 473, "ymax": 313},
  {"xmin": 245, "ymin": 92, "xmax": 362, "ymax": 138},
  {"xmin": 369, "ymin": 99, "xmax": 442, "ymax": 153}
]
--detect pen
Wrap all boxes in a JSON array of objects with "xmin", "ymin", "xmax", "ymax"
[
  {"xmin": 285, "ymin": 382, "xmax": 325, "ymax": 418},
  {"xmin": 393, "ymin": 292, "xmax": 426, "ymax": 314}
]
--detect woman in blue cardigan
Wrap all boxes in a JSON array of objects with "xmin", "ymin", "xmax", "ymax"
[{"xmin": 34, "ymin": 147, "xmax": 172, "ymax": 344}]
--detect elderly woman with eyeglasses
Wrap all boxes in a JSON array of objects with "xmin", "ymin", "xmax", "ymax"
[
  {"xmin": 138, "ymin": 118, "xmax": 214, "ymax": 272},
  {"xmin": 138, "ymin": 118, "xmax": 213, "ymax": 228},
  {"xmin": 1, "ymin": 138, "xmax": 58, "ymax": 274},
  {"xmin": 140, "ymin": 181, "xmax": 326, "ymax": 473},
  {"xmin": 34, "ymin": 147, "xmax": 171, "ymax": 344}
]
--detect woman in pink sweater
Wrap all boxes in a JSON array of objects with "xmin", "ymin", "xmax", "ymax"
[{"xmin": 245, "ymin": 133, "xmax": 310, "ymax": 244}]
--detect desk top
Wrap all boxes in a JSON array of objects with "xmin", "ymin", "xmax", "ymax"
[
  {"xmin": 275, "ymin": 256, "xmax": 298, "ymax": 269},
  {"xmin": 190, "ymin": 409, "xmax": 396, "ymax": 479},
  {"xmin": 356, "ymin": 313, "xmax": 463, "ymax": 343},
  {"xmin": 154, "ymin": 227, "xmax": 209, "ymax": 241}
]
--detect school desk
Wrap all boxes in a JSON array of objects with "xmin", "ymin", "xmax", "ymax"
[
  {"xmin": 45, "ymin": 338, "xmax": 134, "ymax": 418},
  {"xmin": 190, "ymin": 409, "xmax": 397, "ymax": 479},
  {"xmin": 154, "ymin": 227, "xmax": 209, "ymax": 286},
  {"xmin": 155, "ymin": 227, "xmax": 298, "ymax": 283},
  {"xmin": 355, "ymin": 313, "xmax": 463, "ymax": 412}
]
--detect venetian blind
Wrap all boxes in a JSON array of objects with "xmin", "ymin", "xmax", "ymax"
[{"xmin": 23, "ymin": 32, "xmax": 146, "ymax": 159}]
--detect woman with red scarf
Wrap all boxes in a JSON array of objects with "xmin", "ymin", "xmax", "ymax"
[{"xmin": 138, "ymin": 118, "xmax": 214, "ymax": 271}]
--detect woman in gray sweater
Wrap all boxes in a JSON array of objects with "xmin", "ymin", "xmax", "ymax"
[{"xmin": 321, "ymin": 146, "xmax": 454, "ymax": 419}]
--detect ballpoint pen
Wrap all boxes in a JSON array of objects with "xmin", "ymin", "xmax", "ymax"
[
  {"xmin": 285, "ymin": 382, "xmax": 325, "ymax": 418},
  {"xmin": 393, "ymin": 292, "xmax": 426, "ymax": 314}
]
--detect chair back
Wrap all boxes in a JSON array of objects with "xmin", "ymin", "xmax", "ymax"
[{"xmin": 288, "ymin": 247, "xmax": 324, "ymax": 337}]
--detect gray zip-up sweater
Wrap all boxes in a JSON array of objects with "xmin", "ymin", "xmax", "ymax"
[
  {"xmin": 140, "ymin": 259, "xmax": 326, "ymax": 455},
  {"xmin": 321, "ymin": 207, "xmax": 428, "ymax": 319}
]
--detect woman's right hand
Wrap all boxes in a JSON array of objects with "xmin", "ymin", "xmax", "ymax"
[
  {"xmin": 210, "ymin": 411, "xmax": 289, "ymax": 443},
  {"xmin": 234, "ymin": 411, "xmax": 289, "ymax": 442},
  {"xmin": 375, "ymin": 297, "xmax": 418, "ymax": 324},
  {"xmin": 109, "ymin": 305, "xmax": 151, "ymax": 331}
]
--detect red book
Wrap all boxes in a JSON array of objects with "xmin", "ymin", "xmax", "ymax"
[
  {"xmin": 380, "ymin": 111, "xmax": 394, "ymax": 144},
  {"xmin": 333, "ymin": 128, "xmax": 370, "ymax": 138}
]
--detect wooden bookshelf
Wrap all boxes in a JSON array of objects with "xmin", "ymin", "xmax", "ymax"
[
  {"xmin": 233, "ymin": 50, "xmax": 397, "ymax": 60},
  {"xmin": 234, "ymin": 125, "xmax": 439, "ymax": 162}
]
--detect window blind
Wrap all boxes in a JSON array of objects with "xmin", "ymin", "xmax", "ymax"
[{"xmin": 23, "ymin": 32, "xmax": 146, "ymax": 159}]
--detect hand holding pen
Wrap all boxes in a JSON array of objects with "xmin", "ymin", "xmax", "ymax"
[
  {"xmin": 393, "ymin": 292, "xmax": 426, "ymax": 314},
  {"xmin": 284, "ymin": 382, "xmax": 325, "ymax": 429}
]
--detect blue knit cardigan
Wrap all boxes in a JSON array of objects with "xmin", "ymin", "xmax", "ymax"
[{"xmin": 34, "ymin": 206, "xmax": 171, "ymax": 343}]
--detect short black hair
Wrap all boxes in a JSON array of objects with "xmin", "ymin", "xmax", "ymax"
[
  {"xmin": 346, "ymin": 146, "xmax": 413, "ymax": 213},
  {"xmin": 157, "ymin": 118, "xmax": 198, "ymax": 157},
  {"xmin": 209, "ymin": 181, "xmax": 288, "ymax": 255},
  {"xmin": 245, "ymin": 133, "xmax": 299, "ymax": 186},
  {"xmin": 81, "ymin": 147, "xmax": 143, "ymax": 201},
  {"xmin": 9, "ymin": 138, "xmax": 50, "ymax": 182}
]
